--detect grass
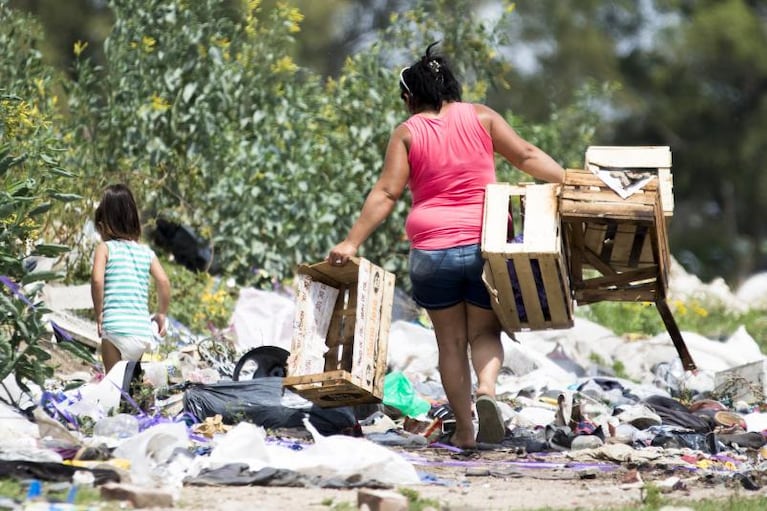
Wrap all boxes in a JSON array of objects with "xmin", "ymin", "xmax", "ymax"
[{"xmin": 577, "ymin": 300, "xmax": 767, "ymax": 351}]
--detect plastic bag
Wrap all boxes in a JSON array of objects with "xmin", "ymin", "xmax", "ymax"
[
  {"xmin": 182, "ymin": 377, "xmax": 356, "ymax": 435},
  {"xmin": 382, "ymin": 371, "xmax": 430, "ymax": 418}
]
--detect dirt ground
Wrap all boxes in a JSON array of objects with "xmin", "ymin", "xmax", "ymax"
[{"xmin": 149, "ymin": 446, "xmax": 765, "ymax": 511}]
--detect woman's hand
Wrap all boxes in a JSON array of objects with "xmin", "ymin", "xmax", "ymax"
[{"xmin": 327, "ymin": 240, "xmax": 358, "ymax": 266}]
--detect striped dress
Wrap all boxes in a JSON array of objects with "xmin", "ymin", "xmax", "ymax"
[{"xmin": 102, "ymin": 240, "xmax": 155, "ymax": 338}]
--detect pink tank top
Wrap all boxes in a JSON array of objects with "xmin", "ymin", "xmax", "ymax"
[{"xmin": 404, "ymin": 102, "xmax": 495, "ymax": 250}]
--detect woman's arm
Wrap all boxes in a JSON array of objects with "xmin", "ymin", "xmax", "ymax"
[
  {"xmin": 328, "ymin": 124, "xmax": 411, "ymax": 264},
  {"xmin": 475, "ymin": 103, "xmax": 565, "ymax": 184}
]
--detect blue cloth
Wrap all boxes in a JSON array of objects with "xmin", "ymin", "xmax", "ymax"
[{"xmin": 408, "ymin": 243, "xmax": 491, "ymax": 309}]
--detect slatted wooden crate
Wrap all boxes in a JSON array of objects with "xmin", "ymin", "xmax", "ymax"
[
  {"xmin": 481, "ymin": 183, "xmax": 574, "ymax": 332},
  {"xmin": 283, "ymin": 257, "xmax": 395, "ymax": 407},
  {"xmin": 560, "ymin": 167, "xmax": 695, "ymax": 371},
  {"xmin": 560, "ymin": 168, "xmax": 670, "ymax": 296}
]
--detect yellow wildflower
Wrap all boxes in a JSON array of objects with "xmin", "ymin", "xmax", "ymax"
[
  {"xmin": 244, "ymin": 0, "xmax": 261, "ymax": 37},
  {"xmin": 142, "ymin": 36, "xmax": 157, "ymax": 53},
  {"xmin": 34, "ymin": 78, "xmax": 45, "ymax": 97},
  {"xmin": 281, "ymin": 4, "xmax": 303, "ymax": 33},
  {"xmin": 73, "ymin": 40, "xmax": 88, "ymax": 57},
  {"xmin": 271, "ymin": 56, "xmax": 298, "ymax": 74},
  {"xmin": 672, "ymin": 299, "xmax": 688, "ymax": 316},
  {"xmin": 691, "ymin": 302, "xmax": 708, "ymax": 317},
  {"xmin": 212, "ymin": 37, "xmax": 230, "ymax": 49},
  {"xmin": 150, "ymin": 94, "xmax": 170, "ymax": 112}
]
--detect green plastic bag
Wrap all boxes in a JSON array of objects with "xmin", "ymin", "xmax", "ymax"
[{"xmin": 382, "ymin": 371, "xmax": 431, "ymax": 418}]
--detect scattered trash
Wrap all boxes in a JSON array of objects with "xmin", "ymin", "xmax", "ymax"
[{"xmin": 1, "ymin": 263, "xmax": 766, "ymax": 509}]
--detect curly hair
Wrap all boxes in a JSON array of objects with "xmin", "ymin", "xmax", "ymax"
[{"xmin": 399, "ymin": 41, "xmax": 462, "ymax": 112}]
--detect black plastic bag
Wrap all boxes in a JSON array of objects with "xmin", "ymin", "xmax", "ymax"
[{"xmin": 182, "ymin": 377, "xmax": 356, "ymax": 435}]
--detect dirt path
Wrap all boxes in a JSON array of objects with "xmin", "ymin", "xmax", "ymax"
[{"xmin": 144, "ymin": 447, "xmax": 763, "ymax": 510}]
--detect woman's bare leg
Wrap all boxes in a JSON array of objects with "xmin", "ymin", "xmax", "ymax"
[
  {"xmin": 427, "ymin": 303, "xmax": 475, "ymax": 449},
  {"xmin": 466, "ymin": 304, "xmax": 503, "ymax": 398}
]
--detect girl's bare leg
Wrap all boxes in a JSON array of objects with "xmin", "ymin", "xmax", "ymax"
[{"xmin": 100, "ymin": 338, "xmax": 122, "ymax": 374}]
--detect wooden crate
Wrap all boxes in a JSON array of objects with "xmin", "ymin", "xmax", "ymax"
[
  {"xmin": 561, "ymin": 168, "xmax": 670, "ymax": 299},
  {"xmin": 560, "ymin": 167, "xmax": 696, "ymax": 371},
  {"xmin": 481, "ymin": 183, "xmax": 574, "ymax": 332},
  {"xmin": 585, "ymin": 146, "xmax": 674, "ymax": 217},
  {"xmin": 283, "ymin": 257, "xmax": 395, "ymax": 407}
]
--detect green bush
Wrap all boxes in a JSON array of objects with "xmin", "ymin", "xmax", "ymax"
[
  {"xmin": 157, "ymin": 258, "xmax": 239, "ymax": 333},
  {"xmin": 0, "ymin": 3, "xmax": 83, "ymax": 393},
  {"xmin": 60, "ymin": 0, "xmax": 596, "ymax": 290}
]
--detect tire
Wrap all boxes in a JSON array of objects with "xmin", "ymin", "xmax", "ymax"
[{"xmin": 232, "ymin": 346, "xmax": 289, "ymax": 381}]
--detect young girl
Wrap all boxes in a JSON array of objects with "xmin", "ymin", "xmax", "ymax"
[{"xmin": 90, "ymin": 184, "xmax": 171, "ymax": 373}]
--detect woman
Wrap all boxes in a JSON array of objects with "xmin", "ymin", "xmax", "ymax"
[{"xmin": 328, "ymin": 43, "xmax": 564, "ymax": 449}]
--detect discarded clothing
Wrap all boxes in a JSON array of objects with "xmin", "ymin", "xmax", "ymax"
[
  {"xmin": 0, "ymin": 460, "xmax": 120, "ymax": 485},
  {"xmin": 644, "ymin": 395, "xmax": 713, "ymax": 433},
  {"xmin": 185, "ymin": 462, "xmax": 392, "ymax": 489}
]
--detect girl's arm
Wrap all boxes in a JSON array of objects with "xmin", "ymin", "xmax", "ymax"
[
  {"xmin": 150, "ymin": 257, "xmax": 171, "ymax": 336},
  {"xmin": 90, "ymin": 242, "xmax": 108, "ymax": 337}
]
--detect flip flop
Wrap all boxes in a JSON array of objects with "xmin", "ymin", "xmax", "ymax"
[{"xmin": 475, "ymin": 395, "xmax": 506, "ymax": 444}]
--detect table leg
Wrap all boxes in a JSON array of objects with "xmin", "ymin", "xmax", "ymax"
[{"xmin": 656, "ymin": 298, "xmax": 697, "ymax": 372}]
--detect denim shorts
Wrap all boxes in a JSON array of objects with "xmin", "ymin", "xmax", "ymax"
[{"xmin": 409, "ymin": 243, "xmax": 491, "ymax": 310}]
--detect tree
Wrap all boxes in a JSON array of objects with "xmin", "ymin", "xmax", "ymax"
[
  {"xmin": 493, "ymin": 0, "xmax": 767, "ymax": 283},
  {"xmin": 617, "ymin": 0, "xmax": 767, "ymax": 282}
]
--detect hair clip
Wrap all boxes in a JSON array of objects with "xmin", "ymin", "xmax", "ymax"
[
  {"xmin": 399, "ymin": 66, "xmax": 412, "ymax": 94},
  {"xmin": 428, "ymin": 60, "xmax": 441, "ymax": 74}
]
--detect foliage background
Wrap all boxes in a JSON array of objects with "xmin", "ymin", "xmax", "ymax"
[{"xmin": 2, "ymin": 0, "xmax": 767, "ymax": 385}]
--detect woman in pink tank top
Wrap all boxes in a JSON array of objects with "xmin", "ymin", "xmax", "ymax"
[{"xmin": 329, "ymin": 43, "xmax": 565, "ymax": 450}]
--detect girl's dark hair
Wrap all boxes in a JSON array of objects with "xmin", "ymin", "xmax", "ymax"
[
  {"xmin": 94, "ymin": 184, "xmax": 142, "ymax": 241},
  {"xmin": 399, "ymin": 41, "xmax": 461, "ymax": 112}
]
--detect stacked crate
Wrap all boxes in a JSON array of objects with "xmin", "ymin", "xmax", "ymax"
[
  {"xmin": 585, "ymin": 146, "xmax": 674, "ymax": 217},
  {"xmin": 560, "ymin": 146, "xmax": 695, "ymax": 370},
  {"xmin": 560, "ymin": 167, "xmax": 671, "ymax": 303}
]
